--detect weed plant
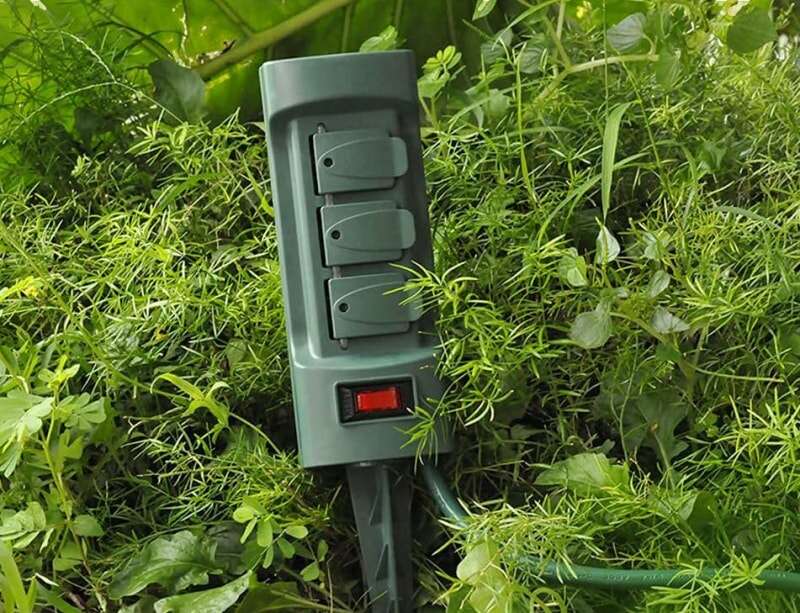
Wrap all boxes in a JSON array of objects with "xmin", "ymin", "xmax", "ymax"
[{"xmin": 1, "ymin": 2, "xmax": 800, "ymax": 612}]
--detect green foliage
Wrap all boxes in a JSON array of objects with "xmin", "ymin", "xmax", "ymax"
[
  {"xmin": 1, "ymin": 0, "xmax": 799, "ymax": 612},
  {"xmin": 535, "ymin": 453, "xmax": 631, "ymax": 496},
  {"xmin": 108, "ymin": 531, "xmax": 219, "ymax": 599},
  {"xmin": 153, "ymin": 572, "xmax": 251, "ymax": 613},
  {"xmin": 359, "ymin": 25, "xmax": 401, "ymax": 53},
  {"xmin": 727, "ymin": 6, "xmax": 778, "ymax": 54},
  {"xmin": 0, "ymin": 0, "xmax": 473, "ymax": 122},
  {"xmin": 148, "ymin": 61, "xmax": 206, "ymax": 124},
  {"xmin": 411, "ymin": 1, "xmax": 800, "ymax": 610}
]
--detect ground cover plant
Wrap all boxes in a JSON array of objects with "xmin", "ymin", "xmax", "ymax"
[{"xmin": 1, "ymin": 0, "xmax": 800, "ymax": 611}]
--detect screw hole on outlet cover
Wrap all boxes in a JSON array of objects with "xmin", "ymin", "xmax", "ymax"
[
  {"xmin": 323, "ymin": 157, "xmax": 334, "ymax": 167},
  {"xmin": 338, "ymin": 303, "xmax": 349, "ymax": 312},
  {"xmin": 331, "ymin": 230, "xmax": 341, "ymax": 240}
]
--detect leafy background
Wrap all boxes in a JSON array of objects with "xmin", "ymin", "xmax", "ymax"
[
  {"xmin": 1, "ymin": 0, "xmax": 800, "ymax": 612},
  {"xmin": 0, "ymin": 0, "xmax": 477, "ymax": 124}
]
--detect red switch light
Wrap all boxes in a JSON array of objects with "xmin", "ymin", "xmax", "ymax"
[{"xmin": 355, "ymin": 386, "xmax": 402, "ymax": 413}]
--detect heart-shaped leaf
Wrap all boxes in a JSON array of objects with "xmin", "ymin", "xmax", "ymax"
[
  {"xmin": 148, "ymin": 59, "xmax": 206, "ymax": 123},
  {"xmin": 727, "ymin": 7, "xmax": 777, "ymax": 55},
  {"xmin": 570, "ymin": 304, "xmax": 613, "ymax": 349},
  {"xmin": 607, "ymin": 13, "xmax": 646, "ymax": 52},
  {"xmin": 595, "ymin": 226, "xmax": 621, "ymax": 264}
]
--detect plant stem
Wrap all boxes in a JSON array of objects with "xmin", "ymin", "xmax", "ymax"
[
  {"xmin": 516, "ymin": 64, "xmax": 535, "ymax": 204},
  {"xmin": 343, "ymin": 2, "xmax": 356, "ymax": 51},
  {"xmin": 195, "ymin": 0, "xmax": 358, "ymax": 80},
  {"xmin": 544, "ymin": 12, "xmax": 571, "ymax": 68},
  {"xmin": 446, "ymin": 0, "xmax": 457, "ymax": 47},
  {"xmin": 556, "ymin": 0, "xmax": 566, "ymax": 39},
  {"xmin": 535, "ymin": 54, "xmax": 658, "ymax": 103},
  {"xmin": 394, "ymin": 0, "xmax": 405, "ymax": 27},
  {"xmin": 283, "ymin": 569, "xmax": 351, "ymax": 611}
]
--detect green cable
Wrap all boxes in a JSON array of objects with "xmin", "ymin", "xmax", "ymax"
[{"xmin": 421, "ymin": 464, "xmax": 800, "ymax": 593}]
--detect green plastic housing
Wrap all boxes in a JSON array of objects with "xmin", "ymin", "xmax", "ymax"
[{"xmin": 259, "ymin": 51, "xmax": 451, "ymax": 467}]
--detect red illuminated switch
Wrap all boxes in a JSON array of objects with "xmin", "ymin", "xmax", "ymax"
[{"xmin": 355, "ymin": 386, "xmax": 402, "ymax": 413}]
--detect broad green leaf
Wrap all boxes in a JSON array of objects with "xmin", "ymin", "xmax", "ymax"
[
  {"xmin": 446, "ymin": 586, "xmax": 476, "ymax": 613},
  {"xmin": 241, "ymin": 518, "xmax": 257, "ymax": 543},
  {"xmin": 600, "ymin": 286, "xmax": 629, "ymax": 302},
  {"xmin": 0, "ymin": 540, "xmax": 31, "ymax": 612},
  {"xmin": 0, "ymin": 502, "xmax": 47, "ymax": 549},
  {"xmin": 642, "ymin": 229, "xmax": 670, "ymax": 261},
  {"xmin": 595, "ymin": 225, "xmax": 621, "ymax": 264},
  {"xmin": 225, "ymin": 339, "xmax": 248, "ymax": 371},
  {"xmin": 120, "ymin": 596, "xmax": 158, "ymax": 613},
  {"xmin": 484, "ymin": 89, "xmax": 510, "ymax": 122},
  {"xmin": 536, "ymin": 452, "xmax": 630, "ymax": 496},
  {"xmin": 651, "ymin": 307, "xmax": 689, "ymax": 334},
  {"xmin": 73, "ymin": 514, "xmax": 103, "ymax": 537},
  {"xmin": 607, "ymin": 13, "xmax": 646, "ymax": 52},
  {"xmin": 284, "ymin": 524, "xmax": 308, "ymax": 539},
  {"xmin": 601, "ymin": 102, "xmax": 632, "ymax": 220},
  {"xmin": 469, "ymin": 582, "xmax": 513, "ymax": 613},
  {"xmin": 655, "ymin": 47, "xmax": 681, "ymax": 88},
  {"xmin": 457, "ymin": 541, "xmax": 496, "ymax": 583},
  {"xmin": 683, "ymin": 491, "xmax": 716, "ymax": 530},
  {"xmin": 256, "ymin": 519, "xmax": 273, "ymax": 548},
  {"xmin": 655, "ymin": 342, "xmax": 683, "ymax": 364},
  {"xmin": 65, "ymin": 397, "xmax": 107, "ymax": 431},
  {"xmin": 359, "ymin": 25, "xmax": 399, "ymax": 53},
  {"xmin": 154, "ymin": 572, "xmax": 251, "ymax": 613},
  {"xmin": 418, "ymin": 46, "xmax": 462, "ymax": 99},
  {"xmin": 148, "ymin": 60, "xmax": 206, "ymax": 123},
  {"xmin": 726, "ymin": 7, "xmax": 777, "ymax": 55},
  {"xmin": 53, "ymin": 541, "xmax": 82, "ymax": 572},
  {"xmin": 185, "ymin": 398, "xmax": 229, "ymax": 430},
  {"xmin": 276, "ymin": 537, "xmax": 295, "ymax": 559},
  {"xmin": 647, "ymin": 270, "xmax": 670, "ymax": 298},
  {"xmin": 570, "ymin": 304, "xmax": 612, "ymax": 350},
  {"xmin": 234, "ymin": 582, "xmax": 302, "ymax": 612},
  {"xmin": 518, "ymin": 35, "xmax": 547, "ymax": 74},
  {"xmin": 232, "ymin": 507, "xmax": 255, "ymax": 524},
  {"xmin": 0, "ymin": 392, "xmax": 53, "ymax": 476},
  {"xmin": 472, "ymin": 0, "xmax": 497, "ymax": 21},
  {"xmin": 622, "ymin": 392, "xmax": 688, "ymax": 464},
  {"xmin": 107, "ymin": 531, "xmax": 219, "ymax": 599},
  {"xmin": 300, "ymin": 560, "xmax": 320, "ymax": 581},
  {"xmin": 654, "ymin": 490, "xmax": 716, "ymax": 531},
  {"xmin": 418, "ymin": 71, "xmax": 448, "ymax": 98},
  {"xmin": 571, "ymin": 0, "xmax": 649, "ymax": 28},
  {"xmin": 558, "ymin": 248, "xmax": 588, "ymax": 287},
  {"xmin": 261, "ymin": 544, "xmax": 275, "ymax": 569}
]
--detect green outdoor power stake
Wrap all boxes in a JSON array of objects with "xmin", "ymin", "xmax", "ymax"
[{"xmin": 259, "ymin": 50, "xmax": 452, "ymax": 613}]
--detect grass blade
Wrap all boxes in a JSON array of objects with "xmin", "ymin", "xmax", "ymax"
[{"xmin": 601, "ymin": 102, "xmax": 632, "ymax": 220}]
